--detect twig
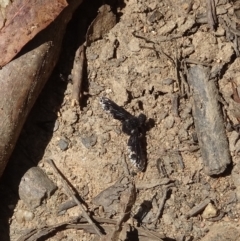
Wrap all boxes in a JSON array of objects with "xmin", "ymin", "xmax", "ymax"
[
  {"xmin": 132, "ymin": 31, "xmax": 182, "ymax": 44},
  {"xmin": 185, "ymin": 198, "xmax": 210, "ymax": 219},
  {"xmin": 208, "ymin": 211, "xmax": 225, "ymax": 222},
  {"xmin": 207, "ymin": 0, "xmax": 217, "ymax": 31},
  {"xmin": 186, "ymin": 0, "xmax": 193, "ymax": 14},
  {"xmin": 179, "ymin": 70, "xmax": 189, "ymax": 96},
  {"xmin": 18, "ymin": 215, "xmax": 165, "ymax": 241},
  {"xmin": 122, "ymin": 154, "xmax": 130, "ymax": 176},
  {"xmin": 171, "ymin": 93, "xmax": 179, "ymax": 117},
  {"xmin": 46, "ymin": 159, "xmax": 103, "ymax": 237},
  {"xmin": 230, "ymin": 79, "xmax": 240, "ymax": 103},
  {"xmin": 175, "ymin": 54, "xmax": 182, "ymax": 95},
  {"xmin": 150, "ymin": 187, "xmax": 170, "ymax": 224},
  {"xmin": 57, "ymin": 199, "xmax": 76, "ymax": 215},
  {"xmin": 71, "ymin": 44, "xmax": 85, "ymax": 106},
  {"xmin": 136, "ymin": 178, "xmax": 172, "ymax": 190}
]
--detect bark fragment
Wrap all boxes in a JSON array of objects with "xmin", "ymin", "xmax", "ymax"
[
  {"xmin": 0, "ymin": 0, "xmax": 83, "ymax": 178},
  {"xmin": 188, "ymin": 65, "xmax": 231, "ymax": 175}
]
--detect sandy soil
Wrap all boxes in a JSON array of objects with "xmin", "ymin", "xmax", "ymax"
[{"xmin": 1, "ymin": 0, "xmax": 240, "ymax": 240}]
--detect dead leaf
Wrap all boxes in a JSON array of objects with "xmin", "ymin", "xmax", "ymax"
[{"xmin": 0, "ymin": 0, "xmax": 68, "ymax": 67}]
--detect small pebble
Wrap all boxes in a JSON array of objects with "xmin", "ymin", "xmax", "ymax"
[
  {"xmin": 164, "ymin": 115, "xmax": 175, "ymax": 129},
  {"xmin": 202, "ymin": 203, "xmax": 218, "ymax": 219},
  {"xmin": 81, "ymin": 134, "xmax": 97, "ymax": 149},
  {"xmin": 128, "ymin": 38, "xmax": 140, "ymax": 52},
  {"xmin": 88, "ymin": 54, "xmax": 99, "ymax": 60},
  {"xmin": 62, "ymin": 109, "xmax": 78, "ymax": 124},
  {"xmin": 23, "ymin": 210, "xmax": 35, "ymax": 221},
  {"xmin": 147, "ymin": 10, "xmax": 163, "ymax": 24},
  {"xmin": 15, "ymin": 209, "xmax": 34, "ymax": 223},
  {"xmin": 15, "ymin": 209, "xmax": 25, "ymax": 223},
  {"xmin": 53, "ymin": 120, "xmax": 59, "ymax": 132},
  {"xmin": 162, "ymin": 78, "xmax": 174, "ymax": 85},
  {"xmin": 58, "ymin": 139, "xmax": 69, "ymax": 151}
]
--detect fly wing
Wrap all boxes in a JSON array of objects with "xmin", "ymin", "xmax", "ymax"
[
  {"xmin": 127, "ymin": 129, "xmax": 146, "ymax": 171},
  {"xmin": 100, "ymin": 97, "xmax": 133, "ymax": 122}
]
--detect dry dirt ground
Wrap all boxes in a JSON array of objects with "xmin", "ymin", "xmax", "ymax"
[{"xmin": 1, "ymin": 0, "xmax": 240, "ymax": 240}]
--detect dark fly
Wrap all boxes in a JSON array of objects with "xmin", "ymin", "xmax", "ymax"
[{"xmin": 99, "ymin": 97, "xmax": 146, "ymax": 171}]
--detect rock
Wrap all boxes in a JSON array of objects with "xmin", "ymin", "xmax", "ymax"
[
  {"xmin": 15, "ymin": 209, "xmax": 35, "ymax": 223},
  {"xmin": 88, "ymin": 81, "xmax": 104, "ymax": 95},
  {"xmin": 23, "ymin": 210, "xmax": 35, "ymax": 221},
  {"xmin": 88, "ymin": 54, "xmax": 99, "ymax": 60},
  {"xmin": 61, "ymin": 109, "xmax": 78, "ymax": 124},
  {"xmin": 177, "ymin": 17, "xmax": 195, "ymax": 35},
  {"xmin": 202, "ymin": 203, "xmax": 218, "ymax": 219},
  {"xmin": 19, "ymin": 167, "xmax": 57, "ymax": 208},
  {"xmin": 162, "ymin": 78, "xmax": 174, "ymax": 85},
  {"xmin": 58, "ymin": 138, "xmax": 69, "ymax": 151},
  {"xmin": 158, "ymin": 20, "xmax": 176, "ymax": 35},
  {"xmin": 53, "ymin": 120, "xmax": 59, "ymax": 132},
  {"xmin": 163, "ymin": 115, "xmax": 175, "ymax": 129},
  {"xmin": 147, "ymin": 10, "xmax": 163, "ymax": 24},
  {"xmin": 81, "ymin": 134, "xmax": 97, "ymax": 149},
  {"xmin": 128, "ymin": 38, "xmax": 140, "ymax": 52}
]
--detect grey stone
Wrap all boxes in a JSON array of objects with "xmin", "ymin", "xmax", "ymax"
[
  {"xmin": 147, "ymin": 10, "xmax": 163, "ymax": 24},
  {"xmin": 58, "ymin": 139, "xmax": 69, "ymax": 151},
  {"xmin": 19, "ymin": 167, "xmax": 57, "ymax": 208},
  {"xmin": 81, "ymin": 134, "xmax": 97, "ymax": 149}
]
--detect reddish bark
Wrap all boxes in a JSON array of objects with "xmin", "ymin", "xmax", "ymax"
[
  {"xmin": 0, "ymin": 0, "xmax": 68, "ymax": 67},
  {"xmin": 0, "ymin": 0, "xmax": 83, "ymax": 178}
]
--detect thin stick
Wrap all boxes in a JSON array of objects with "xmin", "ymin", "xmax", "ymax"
[
  {"xmin": 185, "ymin": 198, "xmax": 210, "ymax": 219},
  {"xmin": 47, "ymin": 159, "xmax": 103, "ymax": 237},
  {"xmin": 151, "ymin": 188, "xmax": 169, "ymax": 224},
  {"xmin": 71, "ymin": 44, "xmax": 85, "ymax": 106},
  {"xmin": 207, "ymin": 0, "xmax": 217, "ymax": 31}
]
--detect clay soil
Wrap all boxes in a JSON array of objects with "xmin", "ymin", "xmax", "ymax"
[{"xmin": 1, "ymin": 0, "xmax": 240, "ymax": 240}]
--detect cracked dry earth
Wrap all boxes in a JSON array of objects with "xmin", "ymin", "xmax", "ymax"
[{"xmin": 1, "ymin": 0, "xmax": 240, "ymax": 240}]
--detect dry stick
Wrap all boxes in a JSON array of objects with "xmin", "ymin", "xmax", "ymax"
[
  {"xmin": 186, "ymin": 0, "xmax": 193, "ymax": 14},
  {"xmin": 171, "ymin": 93, "xmax": 179, "ymax": 117},
  {"xmin": 218, "ymin": 17, "xmax": 240, "ymax": 56},
  {"xmin": 47, "ymin": 159, "xmax": 103, "ymax": 237},
  {"xmin": 175, "ymin": 56, "xmax": 182, "ymax": 95},
  {"xmin": 136, "ymin": 178, "xmax": 172, "ymax": 190},
  {"xmin": 208, "ymin": 211, "xmax": 225, "ymax": 222},
  {"xmin": 206, "ymin": 0, "xmax": 217, "ymax": 31},
  {"xmin": 57, "ymin": 199, "xmax": 77, "ymax": 215},
  {"xmin": 150, "ymin": 187, "xmax": 169, "ymax": 224},
  {"xmin": 185, "ymin": 198, "xmax": 210, "ymax": 219},
  {"xmin": 71, "ymin": 44, "xmax": 85, "ymax": 106},
  {"xmin": 122, "ymin": 154, "xmax": 130, "ymax": 176},
  {"xmin": 19, "ymin": 215, "xmax": 165, "ymax": 241},
  {"xmin": 179, "ymin": 70, "xmax": 189, "ymax": 96}
]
